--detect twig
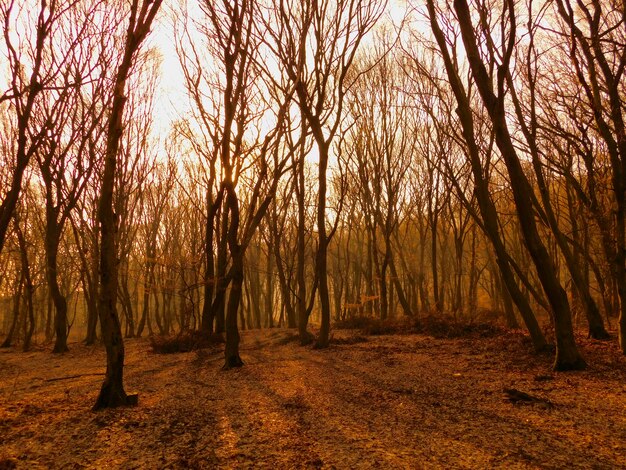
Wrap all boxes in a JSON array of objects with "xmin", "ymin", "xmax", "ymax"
[
  {"xmin": 45, "ymin": 373, "xmax": 105, "ymax": 382},
  {"xmin": 9, "ymin": 371, "xmax": 21, "ymax": 399},
  {"xmin": 503, "ymin": 388, "xmax": 554, "ymax": 408}
]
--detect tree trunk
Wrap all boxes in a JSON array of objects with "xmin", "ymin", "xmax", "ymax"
[
  {"xmin": 201, "ymin": 188, "xmax": 218, "ymax": 335},
  {"xmin": 22, "ymin": 280, "xmax": 35, "ymax": 352},
  {"xmin": 553, "ymin": 0, "xmax": 626, "ymax": 354},
  {"xmin": 136, "ymin": 283, "xmax": 149, "ymax": 338},
  {"xmin": 315, "ymin": 142, "xmax": 331, "ymax": 349},
  {"xmin": 223, "ymin": 250, "xmax": 244, "ymax": 369},
  {"xmin": 1, "ymin": 273, "xmax": 23, "ymax": 348},
  {"xmin": 496, "ymin": 268, "xmax": 520, "ymax": 329},
  {"xmin": 0, "ymin": 11, "xmax": 48, "ymax": 255},
  {"xmin": 213, "ymin": 209, "xmax": 229, "ymax": 335},
  {"xmin": 389, "ymin": 251, "xmax": 414, "ymax": 317},
  {"xmin": 296, "ymin": 150, "xmax": 313, "ymax": 344},
  {"xmin": 273, "ymin": 233, "xmax": 297, "ymax": 328},
  {"xmin": 47, "ymin": 223, "xmax": 69, "ymax": 354},
  {"xmin": 266, "ymin": 246, "xmax": 274, "ymax": 328},
  {"xmin": 119, "ymin": 269, "xmax": 135, "ymax": 338},
  {"xmin": 223, "ymin": 185, "xmax": 244, "ymax": 369},
  {"xmin": 74, "ymin": 222, "xmax": 99, "ymax": 345},
  {"xmin": 430, "ymin": 196, "xmax": 442, "ymax": 313},
  {"xmin": 14, "ymin": 220, "xmax": 35, "ymax": 351},
  {"xmin": 85, "ymin": 288, "xmax": 99, "ymax": 344}
]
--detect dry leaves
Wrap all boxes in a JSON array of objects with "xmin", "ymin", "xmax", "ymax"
[{"xmin": 1, "ymin": 329, "xmax": 625, "ymax": 468}]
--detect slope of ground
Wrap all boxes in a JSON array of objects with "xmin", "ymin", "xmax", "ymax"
[{"xmin": 1, "ymin": 329, "xmax": 625, "ymax": 469}]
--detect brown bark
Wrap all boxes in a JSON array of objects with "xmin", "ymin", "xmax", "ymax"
[
  {"xmin": 266, "ymin": 244, "xmax": 274, "ymax": 328},
  {"xmin": 223, "ymin": 187, "xmax": 245, "ymax": 369},
  {"xmin": 15, "ymin": 222, "xmax": 35, "ymax": 351},
  {"xmin": 119, "ymin": 271, "xmax": 135, "ymax": 338},
  {"xmin": 71, "ymin": 220, "xmax": 99, "ymax": 345},
  {"xmin": 295, "ymin": 140, "xmax": 313, "ymax": 344},
  {"xmin": 200, "ymin": 188, "xmax": 221, "ymax": 335},
  {"xmin": 273, "ymin": 228, "xmax": 297, "ymax": 328},
  {"xmin": 504, "ymin": 22, "xmax": 609, "ymax": 340},
  {"xmin": 554, "ymin": 0, "xmax": 626, "ymax": 352},
  {"xmin": 48, "ymin": 223, "xmax": 69, "ymax": 354}
]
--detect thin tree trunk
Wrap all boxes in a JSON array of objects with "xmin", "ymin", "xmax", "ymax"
[
  {"xmin": 223, "ymin": 185, "xmax": 244, "ymax": 369},
  {"xmin": 388, "ymin": 249, "xmax": 414, "ymax": 317},
  {"xmin": 315, "ymin": 142, "xmax": 331, "ymax": 349},
  {"xmin": 47, "ymin": 223, "xmax": 69, "ymax": 354},
  {"xmin": 1, "ymin": 272, "xmax": 23, "ymax": 348},
  {"xmin": 14, "ymin": 219, "xmax": 35, "ymax": 351},
  {"xmin": 201, "ymin": 188, "xmax": 220, "ymax": 335},
  {"xmin": 266, "ymin": 245, "xmax": 274, "ymax": 328},
  {"xmin": 296, "ymin": 149, "xmax": 313, "ymax": 344},
  {"xmin": 273, "ymin": 234, "xmax": 296, "ymax": 328},
  {"xmin": 426, "ymin": 0, "xmax": 547, "ymax": 352}
]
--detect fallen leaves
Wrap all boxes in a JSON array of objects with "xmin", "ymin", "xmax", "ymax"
[{"xmin": 0, "ymin": 329, "xmax": 625, "ymax": 468}]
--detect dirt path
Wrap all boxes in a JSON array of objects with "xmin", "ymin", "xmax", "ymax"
[{"xmin": 1, "ymin": 329, "xmax": 625, "ymax": 469}]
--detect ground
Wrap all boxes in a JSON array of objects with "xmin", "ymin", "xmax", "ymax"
[{"xmin": 1, "ymin": 328, "xmax": 626, "ymax": 469}]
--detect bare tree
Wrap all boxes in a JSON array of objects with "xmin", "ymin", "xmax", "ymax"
[
  {"xmin": 94, "ymin": 0, "xmax": 163, "ymax": 410},
  {"xmin": 443, "ymin": 0, "xmax": 584, "ymax": 369},
  {"xmin": 551, "ymin": 0, "xmax": 626, "ymax": 351},
  {"xmin": 33, "ymin": 1, "xmax": 114, "ymax": 352},
  {"xmin": 176, "ymin": 0, "xmax": 295, "ymax": 368},
  {"xmin": 0, "ymin": 0, "xmax": 80, "ymax": 254},
  {"xmin": 344, "ymin": 38, "xmax": 415, "ymax": 319},
  {"xmin": 419, "ymin": 1, "xmax": 548, "ymax": 351},
  {"xmin": 265, "ymin": 0, "xmax": 385, "ymax": 348}
]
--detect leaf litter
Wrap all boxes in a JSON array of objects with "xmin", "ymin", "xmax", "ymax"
[{"xmin": 1, "ymin": 328, "xmax": 625, "ymax": 469}]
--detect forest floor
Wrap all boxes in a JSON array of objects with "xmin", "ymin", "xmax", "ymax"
[{"xmin": 1, "ymin": 327, "xmax": 626, "ymax": 469}]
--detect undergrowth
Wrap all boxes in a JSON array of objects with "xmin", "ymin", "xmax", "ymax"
[
  {"xmin": 334, "ymin": 314, "xmax": 506, "ymax": 339},
  {"xmin": 150, "ymin": 330, "xmax": 224, "ymax": 354}
]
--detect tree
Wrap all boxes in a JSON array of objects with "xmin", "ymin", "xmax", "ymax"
[
  {"xmin": 176, "ymin": 0, "xmax": 295, "ymax": 368},
  {"xmin": 344, "ymin": 39, "xmax": 415, "ymax": 319},
  {"xmin": 551, "ymin": 0, "xmax": 626, "ymax": 351},
  {"xmin": 266, "ymin": 0, "xmax": 385, "ymax": 348},
  {"xmin": 34, "ymin": 0, "xmax": 113, "ymax": 352},
  {"xmin": 499, "ymin": 0, "xmax": 609, "ymax": 339},
  {"xmin": 420, "ymin": 0, "xmax": 548, "ymax": 351},
  {"xmin": 0, "ymin": 0, "xmax": 78, "ymax": 254},
  {"xmin": 449, "ymin": 0, "xmax": 584, "ymax": 369},
  {"xmin": 94, "ymin": 0, "xmax": 163, "ymax": 410}
]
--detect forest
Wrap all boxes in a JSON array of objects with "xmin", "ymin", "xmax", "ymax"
[{"xmin": 1, "ymin": 0, "xmax": 625, "ymax": 467}]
